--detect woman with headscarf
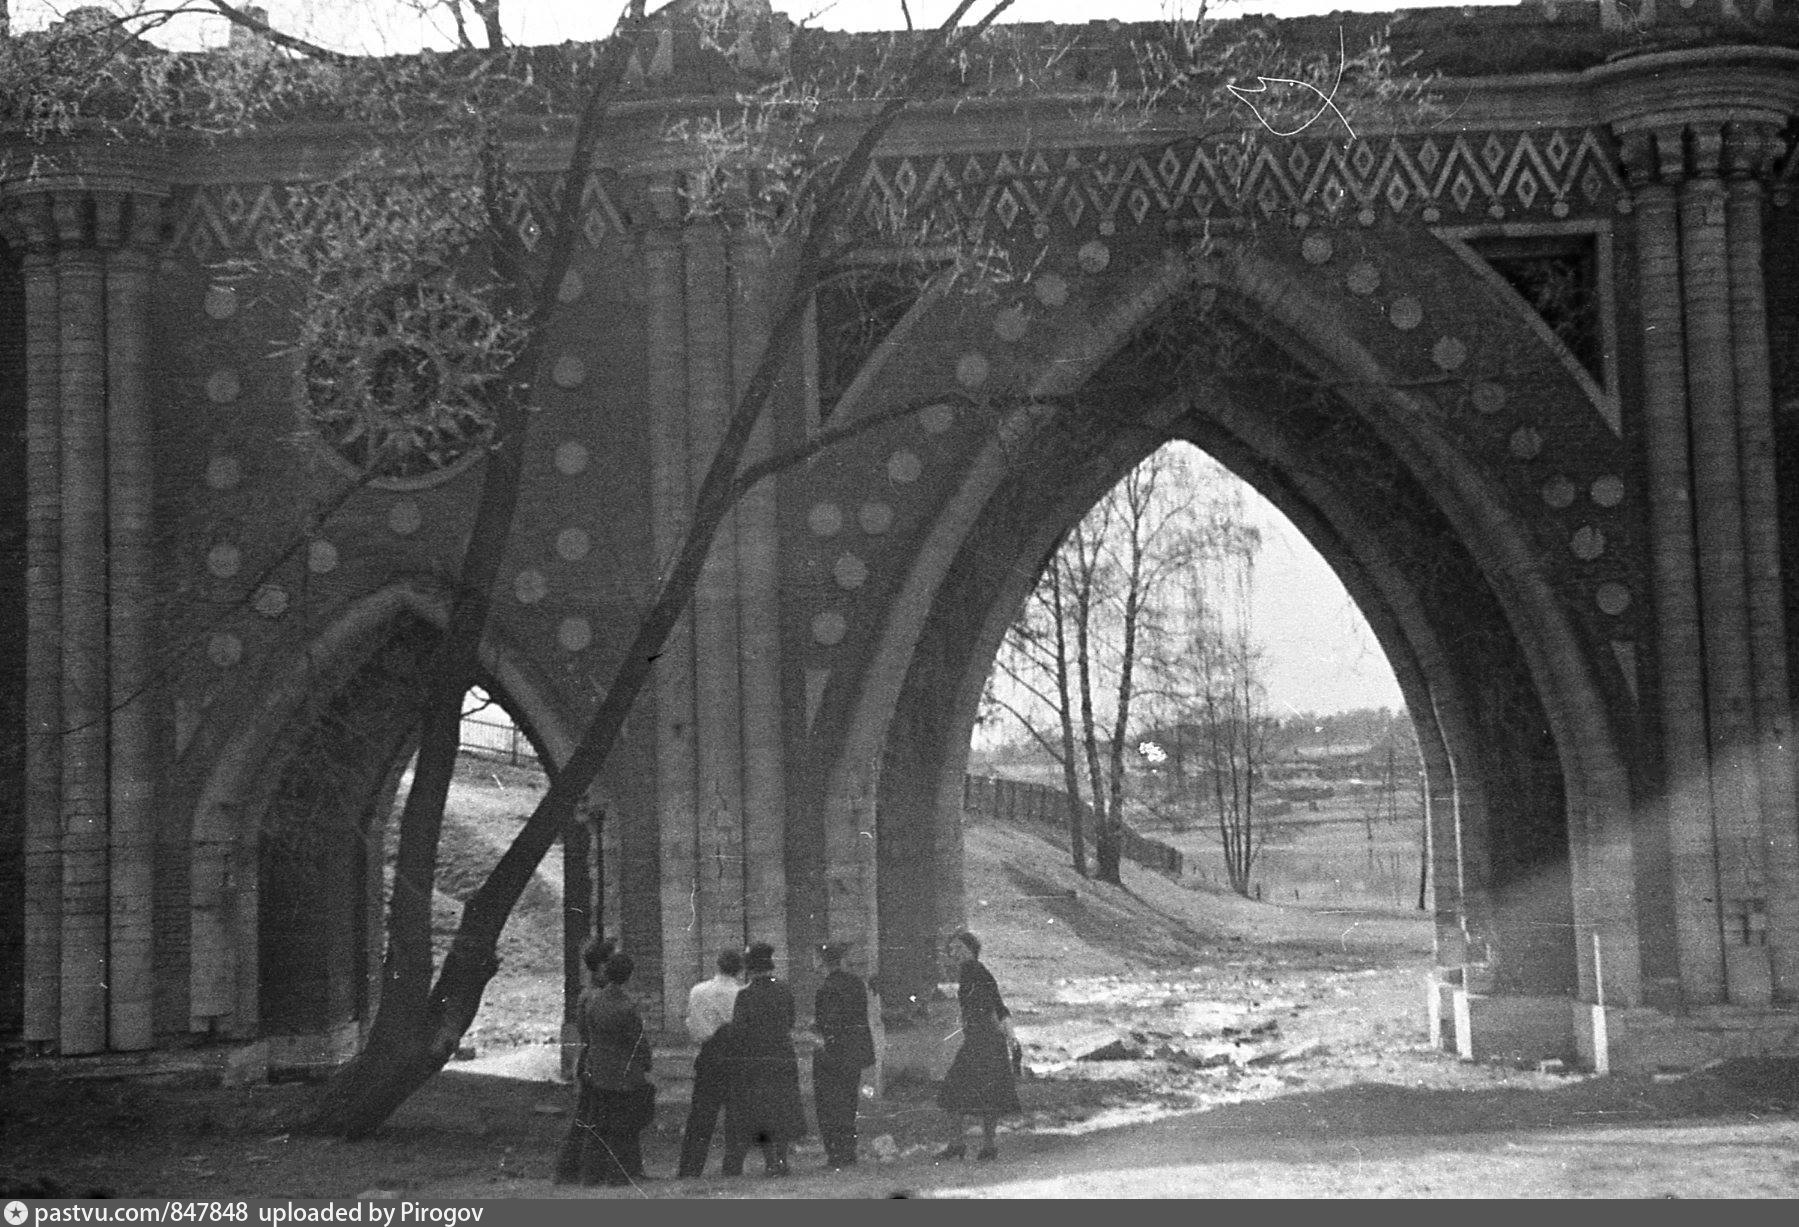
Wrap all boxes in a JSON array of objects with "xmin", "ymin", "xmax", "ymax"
[
  {"xmin": 723, "ymin": 941, "xmax": 808, "ymax": 1176},
  {"xmin": 935, "ymin": 929, "xmax": 1021, "ymax": 1162}
]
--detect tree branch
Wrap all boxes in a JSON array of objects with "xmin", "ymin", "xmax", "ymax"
[{"xmin": 202, "ymin": 0, "xmax": 353, "ymax": 62}]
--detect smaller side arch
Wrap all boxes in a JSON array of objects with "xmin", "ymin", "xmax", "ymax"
[{"xmin": 186, "ymin": 584, "xmax": 574, "ymax": 1037}]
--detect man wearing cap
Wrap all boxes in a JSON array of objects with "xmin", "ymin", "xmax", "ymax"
[{"xmin": 811, "ymin": 942, "xmax": 877, "ymax": 1170}]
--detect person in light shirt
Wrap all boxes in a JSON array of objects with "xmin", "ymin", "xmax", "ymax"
[{"xmin": 675, "ymin": 947, "xmax": 746, "ymax": 1178}]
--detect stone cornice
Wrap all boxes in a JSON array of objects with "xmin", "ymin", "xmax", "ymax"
[{"xmin": 1591, "ymin": 43, "xmax": 1799, "ymax": 133}]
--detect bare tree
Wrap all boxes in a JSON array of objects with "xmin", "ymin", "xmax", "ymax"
[
  {"xmin": 990, "ymin": 444, "xmax": 1218, "ymax": 885},
  {"xmin": 1177, "ymin": 489, "xmax": 1269, "ymax": 897}
]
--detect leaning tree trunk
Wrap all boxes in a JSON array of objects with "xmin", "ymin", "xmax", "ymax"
[
  {"xmin": 303, "ymin": 20, "xmax": 648, "ymax": 1136},
  {"xmin": 300, "ymin": 0, "xmax": 1008, "ymax": 1137}
]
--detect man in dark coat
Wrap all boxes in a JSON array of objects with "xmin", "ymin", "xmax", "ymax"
[
  {"xmin": 723, "ymin": 941, "xmax": 808, "ymax": 1176},
  {"xmin": 810, "ymin": 942, "xmax": 876, "ymax": 1169}
]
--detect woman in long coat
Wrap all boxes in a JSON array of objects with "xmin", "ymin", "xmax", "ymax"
[
  {"xmin": 724, "ymin": 941, "xmax": 809, "ymax": 1176},
  {"xmin": 555, "ymin": 941, "xmax": 655, "ymax": 1186},
  {"xmin": 935, "ymin": 930, "xmax": 1020, "ymax": 1161}
]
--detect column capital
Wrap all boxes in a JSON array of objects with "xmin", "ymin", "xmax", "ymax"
[
  {"xmin": 0, "ymin": 178, "xmax": 168, "ymax": 253},
  {"xmin": 1724, "ymin": 120, "xmax": 1785, "ymax": 182},
  {"xmin": 638, "ymin": 171, "xmax": 688, "ymax": 228},
  {"xmin": 0, "ymin": 193, "xmax": 60, "ymax": 258},
  {"xmin": 1618, "ymin": 127, "xmax": 1687, "ymax": 190},
  {"xmin": 1594, "ymin": 44, "xmax": 1799, "ymax": 183}
]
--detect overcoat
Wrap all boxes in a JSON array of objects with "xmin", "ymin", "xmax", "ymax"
[
  {"xmin": 814, "ymin": 968, "xmax": 877, "ymax": 1073},
  {"xmin": 730, "ymin": 974, "xmax": 809, "ymax": 1143}
]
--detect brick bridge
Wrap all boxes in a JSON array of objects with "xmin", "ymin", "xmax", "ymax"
[{"xmin": 4, "ymin": 1, "xmax": 1799, "ymax": 1072}]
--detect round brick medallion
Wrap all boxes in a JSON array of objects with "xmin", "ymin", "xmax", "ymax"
[
  {"xmin": 993, "ymin": 306, "xmax": 1029, "ymax": 343},
  {"xmin": 205, "ymin": 455, "xmax": 242, "ymax": 491},
  {"xmin": 203, "ymin": 285, "xmax": 239, "ymax": 320},
  {"xmin": 308, "ymin": 540, "xmax": 339, "ymax": 574},
  {"xmin": 1431, "ymin": 337, "xmax": 1468, "ymax": 372},
  {"xmin": 858, "ymin": 502, "xmax": 894, "ymax": 535},
  {"xmin": 552, "ymin": 355, "xmax": 586, "ymax": 389},
  {"xmin": 1034, "ymin": 273, "xmax": 1070, "ymax": 308},
  {"xmin": 1345, "ymin": 262, "xmax": 1381, "ymax": 296},
  {"xmin": 558, "ymin": 617, "xmax": 593, "ymax": 652},
  {"xmin": 811, "ymin": 611, "xmax": 847, "ymax": 646},
  {"xmin": 555, "ymin": 441, "xmax": 590, "ymax": 476},
  {"xmin": 253, "ymin": 583, "xmax": 289, "ymax": 619},
  {"xmin": 207, "ymin": 633, "xmax": 243, "ymax": 669},
  {"xmin": 206, "ymin": 370, "xmax": 241, "ymax": 404},
  {"xmin": 556, "ymin": 527, "xmax": 592, "ymax": 561},
  {"xmin": 206, "ymin": 542, "xmax": 241, "ymax": 579},
  {"xmin": 514, "ymin": 568, "xmax": 548, "ymax": 604},
  {"xmin": 387, "ymin": 500, "xmax": 423, "ymax": 536},
  {"xmin": 833, "ymin": 553, "xmax": 868, "ymax": 590}
]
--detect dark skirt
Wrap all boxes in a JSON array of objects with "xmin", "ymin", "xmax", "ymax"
[
  {"xmin": 554, "ymin": 1082, "xmax": 656, "ymax": 1185},
  {"xmin": 936, "ymin": 1019, "xmax": 1021, "ymax": 1117}
]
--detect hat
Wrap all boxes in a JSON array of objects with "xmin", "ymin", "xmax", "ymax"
[
  {"xmin": 744, "ymin": 941, "xmax": 776, "ymax": 973},
  {"xmin": 603, "ymin": 952, "xmax": 635, "ymax": 985}
]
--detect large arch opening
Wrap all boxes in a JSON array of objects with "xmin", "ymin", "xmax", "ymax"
[
  {"xmin": 967, "ymin": 439, "xmax": 1419, "ymax": 903},
  {"xmin": 868, "ymin": 270, "xmax": 1587, "ymax": 1014}
]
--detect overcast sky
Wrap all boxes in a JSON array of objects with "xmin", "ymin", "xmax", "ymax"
[{"xmin": 14, "ymin": 0, "xmax": 1525, "ymax": 52}]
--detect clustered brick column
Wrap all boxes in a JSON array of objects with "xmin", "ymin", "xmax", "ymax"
[
  {"xmin": 642, "ymin": 174, "xmax": 793, "ymax": 1018},
  {"xmin": 1723, "ymin": 122, "xmax": 1799, "ymax": 1005},
  {"xmin": 1612, "ymin": 73, "xmax": 1799, "ymax": 1007},
  {"xmin": 643, "ymin": 202, "xmax": 702, "ymax": 1024},
  {"xmin": 0, "ymin": 179, "xmax": 166, "ymax": 1054}
]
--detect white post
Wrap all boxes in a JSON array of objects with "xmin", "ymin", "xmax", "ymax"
[{"xmin": 1590, "ymin": 930, "xmax": 1610, "ymax": 1075}]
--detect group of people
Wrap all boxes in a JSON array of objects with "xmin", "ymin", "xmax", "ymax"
[{"xmin": 553, "ymin": 929, "xmax": 1020, "ymax": 1187}]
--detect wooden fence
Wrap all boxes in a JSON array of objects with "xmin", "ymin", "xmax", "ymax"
[
  {"xmin": 962, "ymin": 775, "xmax": 1183, "ymax": 878},
  {"xmin": 458, "ymin": 711, "xmax": 539, "ymax": 766}
]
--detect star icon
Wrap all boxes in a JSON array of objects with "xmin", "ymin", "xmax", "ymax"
[{"xmin": 5, "ymin": 1200, "xmax": 30, "ymax": 1226}]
